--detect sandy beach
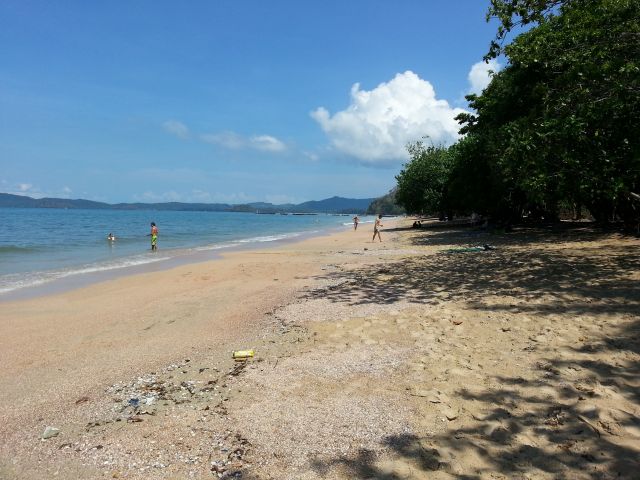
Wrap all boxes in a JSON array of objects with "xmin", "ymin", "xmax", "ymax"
[{"xmin": 1, "ymin": 220, "xmax": 639, "ymax": 479}]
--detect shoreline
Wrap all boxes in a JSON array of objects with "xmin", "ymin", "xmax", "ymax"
[
  {"xmin": 0, "ymin": 220, "xmax": 360, "ymax": 303},
  {"xmin": 1, "ymin": 219, "xmax": 638, "ymax": 479},
  {"xmin": 0, "ymin": 221, "xmax": 399, "ymax": 464}
]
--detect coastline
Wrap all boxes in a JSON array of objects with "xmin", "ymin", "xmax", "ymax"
[
  {"xmin": 0, "ymin": 219, "xmax": 398, "ymax": 478},
  {"xmin": 0, "ymin": 219, "xmax": 357, "ymax": 303},
  {"xmin": 1, "ymin": 219, "xmax": 638, "ymax": 479}
]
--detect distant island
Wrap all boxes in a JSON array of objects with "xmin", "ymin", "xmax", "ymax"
[{"xmin": 0, "ymin": 192, "xmax": 376, "ymax": 215}]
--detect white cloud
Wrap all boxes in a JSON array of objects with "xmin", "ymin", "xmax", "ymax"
[
  {"xmin": 311, "ymin": 71, "xmax": 468, "ymax": 164},
  {"xmin": 55, "ymin": 186, "xmax": 73, "ymax": 198},
  {"xmin": 249, "ymin": 135, "xmax": 286, "ymax": 152},
  {"xmin": 133, "ymin": 189, "xmax": 259, "ymax": 204},
  {"xmin": 189, "ymin": 189, "xmax": 213, "ymax": 202},
  {"xmin": 468, "ymin": 59, "xmax": 502, "ymax": 95},
  {"xmin": 162, "ymin": 120, "xmax": 190, "ymax": 139},
  {"xmin": 207, "ymin": 192, "xmax": 255, "ymax": 204},
  {"xmin": 1, "ymin": 182, "xmax": 75, "ymax": 199},
  {"xmin": 302, "ymin": 151, "xmax": 319, "ymax": 162},
  {"xmin": 173, "ymin": 190, "xmax": 254, "ymax": 204},
  {"xmin": 136, "ymin": 190, "xmax": 183, "ymax": 202},
  {"xmin": 201, "ymin": 131, "xmax": 287, "ymax": 153},
  {"xmin": 264, "ymin": 194, "xmax": 299, "ymax": 205},
  {"xmin": 201, "ymin": 131, "xmax": 245, "ymax": 149}
]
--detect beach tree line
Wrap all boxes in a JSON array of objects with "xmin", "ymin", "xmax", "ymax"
[{"xmin": 395, "ymin": 0, "xmax": 640, "ymax": 225}]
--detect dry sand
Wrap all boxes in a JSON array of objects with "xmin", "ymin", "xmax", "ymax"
[{"xmin": 0, "ymin": 220, "xmax": 638, "ymax": 479}]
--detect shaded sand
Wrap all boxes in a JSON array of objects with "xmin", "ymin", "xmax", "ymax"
[{"xmin": 1, "ymin": 220, "xmax": 639, "ymax": 479}]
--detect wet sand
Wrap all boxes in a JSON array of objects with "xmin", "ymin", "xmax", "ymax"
[{"xmin": 1, "ymin": 220, "xmax": 639, "ymax": 479}]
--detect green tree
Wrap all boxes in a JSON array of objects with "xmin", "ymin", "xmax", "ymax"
[
  {"xmin": 485, "ymin": 0, "xmax": 580, "ymax": 60},
  {"xmin": 395, "ymin": 142, "xmax": 453, "ymax": 216},
  {"xmin": 445, "ymin": 135, "xmax": 525, "ymax": 221},
  {"xmin": 456, "ymin": 0, "xmax": 640, "ymax": 223}
]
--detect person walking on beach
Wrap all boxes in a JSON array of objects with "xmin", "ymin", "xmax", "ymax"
[
  {"xmin": 353, "ymin": 215, "xmax": 360, "ymax": 231},
  {"xmin": 372, "ymin": 214, "xmax": 383, "ymax": 242},
  {"xmin": 149, "ymin": 222, "xmax": 158, "ymax": 251}
]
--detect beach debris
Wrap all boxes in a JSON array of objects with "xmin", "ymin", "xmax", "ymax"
[
  {"xmin": 128, "ymin": 398, "xmax": 140, "ymax": 407},
  {"xmin": 232, "ymin": 349, "xmax": 254, "ymax": 361},
  {"xmin": 42, "ymin": 426, "xmax": 60, "ymax": 439},
  {"xmin": 85, "ymin": 420, "xmax": 108, "ymax": 430},
  {"xmin": 229, "ymin": 362, "xmax": 247, "ymax": 377},
  {"xmin": 75, "ymin": 396, "xmax": 90, "ymax": 405},
  {"xmin": 180, "ymin": 380, "xmax": 196, "ymax": 394},
  {"xmin": 209, "ymin": 432, "xmax": 251, "ymax": 478},
  {"xmin": 452, "ymin": 319, "xmax": 463, "ymax": 325}
]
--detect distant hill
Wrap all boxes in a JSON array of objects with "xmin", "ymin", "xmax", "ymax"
[
  {"xmin": 0, "ymin": 193, "xmax": 110, "ymax": 209},
  {"xmin": 366, "ymin": 189, "xmax": 405, "ymax": 215},
  {"xmin": 295, "ymin": 196, "xmax": 374, "ymax": 214},
  {"xmin": 111, "ymin": 201, "xmax": 233, "ymax": 211},
  {"xmin": 0, "ymin": 193, "xmax": 375, "ymax": 214}
]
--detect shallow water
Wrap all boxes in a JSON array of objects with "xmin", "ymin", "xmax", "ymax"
[{"xmin": 0, "ymin": 208, "xmax": 374, "ymax": 297}]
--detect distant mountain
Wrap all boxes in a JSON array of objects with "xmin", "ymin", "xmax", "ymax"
[
  {"xmin": 111, "ymin": 201, "xmax": 233, "ymax": 211},
  {"xmin": 295, "ymin": 196, "xmax": 374, "ymax": 214},
  {"xmin": 0, "ymin": 193, "xmax": 110, "ymax": 209},
  {"xmin": 230, "ymin": 197, "xmax": 373, "ymax": 214},
  {"xmin": 366, "ymin": 189, "xmax": 405, "ymax": 215},
  {"xmin": 228, "ymin": 202, "xmax": 297, "ymax": 214},
  {"xmin": 0, "ymin": 193, "xmax": 375, "ymax": 214}
]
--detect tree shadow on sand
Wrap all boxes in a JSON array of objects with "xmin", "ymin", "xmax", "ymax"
[
  {"xmin": 304, "ymin": 226, "xmax": 639, "ymax": 479},
  {"xmin": 309, "ymin": 317, "xmax": 640, "ymax": 479},
  {"xmin": 305, "ymin": 225, "xmax": 640, "ymax": 317}
]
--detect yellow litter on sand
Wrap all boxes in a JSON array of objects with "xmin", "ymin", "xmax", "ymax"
[{"xmin": 232, "ymin": 349, "xmax": 254, "ymax": 360}]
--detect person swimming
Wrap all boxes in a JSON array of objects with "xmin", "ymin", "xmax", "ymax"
[{"xmin": 107, "ymin": 233, "xmax": 116, "ymax": 241}]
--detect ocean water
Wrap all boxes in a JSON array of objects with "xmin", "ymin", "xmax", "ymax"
[{"xmin": 0, "ymin": 208, "xmax": 374, "ymax": 298}]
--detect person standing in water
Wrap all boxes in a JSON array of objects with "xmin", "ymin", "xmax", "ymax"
[
  {"xmin": 149, "ymin": 222, "xmax": 158, "ymax": 251},
  {"xmin": 353, "ymin": 215, "xmax": 360, "ymax": 230},
  {"xmin": 372, "ymin": 214, "xmax": 383, "ymax": 242}
]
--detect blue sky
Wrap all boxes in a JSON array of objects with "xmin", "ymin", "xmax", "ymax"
[{"xmin": 1, "ymin": 1, "xmax": 502, "ymax": 204}]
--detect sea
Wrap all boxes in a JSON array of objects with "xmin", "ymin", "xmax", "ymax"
[{"xmin": 0, "ymin": 208, "xmax": 374, "ymax": 300}]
